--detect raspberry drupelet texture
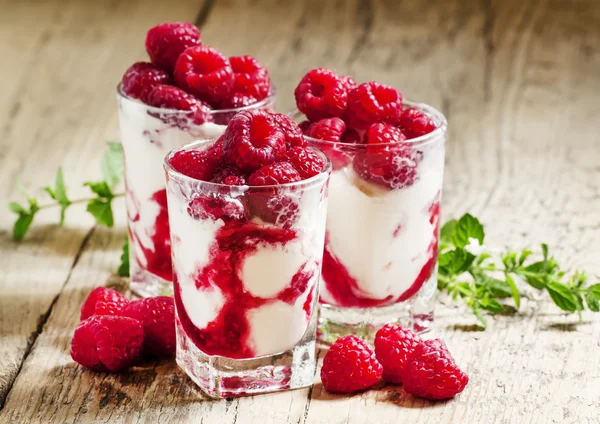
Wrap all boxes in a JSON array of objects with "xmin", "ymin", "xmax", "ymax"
[
  {"xmin": 374, "ymin": 324, "xmax": 422, "ymax": 384},
  {"xmin": 294, "ymin": 68, "xmax": 352, "ymax": 121},
  {"xmin": 272, "ymin": 113, "xmax": 307, "ymax": 148},
  {"xmin": 305, "ymin": 117, "xmax": 346, "ymax": 143},
  {"xmin": 174, "ymin": 45, "xmax": 234, "ymax": 106},
  {"xmin": 229, "ymin": 55, "xmax": 271, "ymax": 101},
  {"xmin": 145, "ymin": 22, "xmax": 202, "ymax": 72},
  {"xmin": 147, "ymin": 84, "xmax": 213, "ymax": 124},
  {"xmin": 211, "ymin": 166, "xmax": 248, "ymax": 185},
  {"xmin": 248, "ymin": 161, "xmax": 301, "ymax": 186},
  {"xmin": 398, "ymin": 107, "xmax": 437, "ymax": 139},
  {"xmin": 402, "ymin": 339, "xmax": 469, "ymax": 400},
  {"xmin": 219, "ymin": 93, "xmax": 259, "ymax": 109},
  {"xmin": 169, "ymin": 144, "xmax": 223, "ymax": 181},
  {"xmin": 80, "ymin": 287, "xmax": 129, "ymax": 321},
  {"xmin": 346, "ymin": 82, "xmax": 403, "ymax": 130},
  {"xmin": 285, "ymin": 146, "xmax": 326, "ymax": 179},
  {"xmin": 320, "ymin": 335, "xmax": 383, "ymax": 394},
  {"xmin": 365, "ymin": 123, "xmax": 407, "ymax": 145},
  {"xmin": 121, "ymin": 62, "xmax": 171, "ymax": 103},
  {"xmin": 353, "ymin": 146, "xmax": 420, "ymax": 189}
]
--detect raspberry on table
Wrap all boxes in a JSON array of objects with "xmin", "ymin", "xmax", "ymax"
[
  {"xmin": 346, "ymin": 82, "xmax": 403, "ymax": 130},
  {"xmin": 169, "ymin": 144, "xmax": 223, "ymax": 181},
  {"xmin": 145, "ymin": 22, "xmax": 201, "ymax": 72},
  {"xmin": 229, "ymin": 55, "xmax": 271, "ymax": 100},
  {"xmin": 374, "ymin": 324, "xmax": 422, "ymax": 384},
  {"xmin": 222, "ymin": 109, "xmax": 286, "ymax": 171},
  {"xmin": 121, "ymin": 296, "xmax": 176, "ymax": 358},
  {"xmin": 121, "ymin": 62, "xmax": 171, "ymax": 103},
  {"xmin": 320, "ymin": 335, "xmax": 383, "ymax": 393},
  {"xmin": 174, "ymin": 45, "xmax": 234, "ymax": 106},
  {"xmin": 285, "ymin": 146, "xmax": 326, "ymax": 179},
  {"xmin": 70, "ymin": 315, "xmax": 144, "ymax": 372},
  {"xmin": 80, "ymin": 287, "xmax": 129, "ymax": 321},
  {"xmin": 272, "ymin": 113, "xmax": 307, "ymax": 148},
  {"xmin": 248, "ymin": 161, "xmax": 301, "ymax": 186},
  {"xmin": 305, "ymin": 117, "xmax": 346, "ymax": 143},
  {"xmin": 147, "ymin": 84, "xmax": 213, "ymax": 125},
  {"xmin": 398, "ymin": 107, "xmax": 437, "ymax": 139},
  {"xmin": 352, "ymin": 146, "xmax": 419, "ymax": 189},
  {"xmin": 365, "ymin": 123, "xmax": 407, "ymax": 145},
  {"xmin": 294, "ymin": 68, "xmax": 352, "ymax": 121},
  {"xmin": 402, "ymin": 339, "xmax": 469, "ymax": 400}
]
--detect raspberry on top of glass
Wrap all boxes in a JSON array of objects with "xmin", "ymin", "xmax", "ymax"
[
  {"xmin": 164, "ymin": 109, "xmax": 330, "ymax": 364},
  {"xmin": 117, "ymin": 22, "xmax": 275, "ymax": 297},
  {"xmin": 291, "ymin": 68, "xmax": 447, "ymax": 337}
]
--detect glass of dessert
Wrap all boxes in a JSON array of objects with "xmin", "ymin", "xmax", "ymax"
[
  {"xmin": 290, "ymin": 68, "xmax": 447, "ymax": 342},
  {"xmin": 164, "ymin": 109, "xmax": 331, "ymax": 398},
  {"xmin": 117, "ymin": 23, "xmax": 275, "ymax": 297}
]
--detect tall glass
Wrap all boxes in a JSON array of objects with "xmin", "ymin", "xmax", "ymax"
[
  {"xmin": 293, "ymin": 101, "xmax": 446, "ymax": 342},
  {"xmin": 164, "ymin": 140, "xmax": 331, "ymax": 398},
  {"xmin": 116, "ymin": 86, "xmax": 275, "ymax": 297}
]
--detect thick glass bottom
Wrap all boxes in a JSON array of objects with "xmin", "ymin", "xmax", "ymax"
[
  {"xmin": 129, "ymin": 268, "xmax": 173, "ymax": 298},
  {"xmin": 175, "ymin": 309, "xmax": 317, "ymax": 398},
  {"xmin": 317, "ymin": 272, "xmax": 437, "ymax": 344}
]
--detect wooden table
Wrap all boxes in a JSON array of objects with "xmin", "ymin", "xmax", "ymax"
[{"xmin": 1, "ymin": 0, "xmax": 599, "ymax": 423}]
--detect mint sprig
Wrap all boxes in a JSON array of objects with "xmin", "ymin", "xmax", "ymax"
[{"xmin": 438, "ymin": 214, "xmax": 600, "ymax": 327}]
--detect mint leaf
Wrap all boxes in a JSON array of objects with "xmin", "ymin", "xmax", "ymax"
[
  {"xmin": 479, "ymin": 297, "xmax": 504, "ymax": 313},
  {"xmin": 13, "ymin": 213, "xmax": 34, "ymax": 241},
  {"xmin": 518, "ymin": 249, "xmax": 533, "ymax": 266},
  {"xmin": 452, "ymin": 213, "xmax": 484, "ymax": 248},
  {"xmin": 585, "ymin": 291, "xmax": 599, "ymax": 312},
  {"xmin": 86, "ymin": 199, "xmax": 114, "ymax": 227},
  {"xmin": 440, "ymin": 219, "xmax": 457, "ymax": 243},
  {"xmin": 505, "ymin": 273, "xmax": 521, "ymax": 308},
  {"xmin": 588, "ymin": 284, "xmax": 600, "ymax": 299},
  {"xmin": 85, "ymin": 181, "xmax": 113, "ymax": 198},
  {"xmin": 101, "ymin": 142, "xmax": 124, "ymax": 188},
  {"xmin": 8, "ymin": 202, "xmax": 26, "ymax": 214},
  {"xmin": 118, "ymin": 238, "xmax": 129, "ymax": 277},
  {"xmin": 54, "ymin": 168, "xmax": 70, "ymax": 205},
  {"xmin": 44, "ymin": 186, "xmax": 56, "ymax": 200},
  {"xmin": 541, "ymin": 243, "xmax": 549, "ymax": 260},
  {"xmin": 546, "ymin": 281, "xmax": 578, "ymax": 312},
  {"xmin": 472, "ymin": 307, "xmax": 487, "ymax": 328}
]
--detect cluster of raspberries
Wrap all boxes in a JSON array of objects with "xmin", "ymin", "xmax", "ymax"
[{"xmin": 121, "ymin": 22, "xmax": 272, "ymax": 124}]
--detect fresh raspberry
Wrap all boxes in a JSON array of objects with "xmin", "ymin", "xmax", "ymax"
[
  {"xmin": 219, "ymin": 93, "xmax": 258, "ymax": 109},
  {"xmin": 320, "ymin": 335, "xmax": 383, "ymax": 393},
  {"xmin": 298, "ymin": 120, "xmax": 311, "ymax": 133},
  {"xmin": 211, "ymin": 166, "xmax": 248, "ymax": 185},
  {"xmin": 285, "ymin": 147, "xmax": 326, "ymax": 179},
  {"xmin": 272, "ymin": 113, "xmax": 306, "ymax": 148},
  {"xmin": 374, "ymin": 324, "xmax": 422, "ymax": 384},
  {"xmin": 145, "ymin": 22, "xmax": 201, "ymax": 72},
  {"xmin": 169, "ymin": 143, "xmax": 223, "ymax": 181},
  {"xmin": 346, "ymin": 82, "xmax": 403, "ymax": 130},
  {"xmin": 341, "ymin": 75, "xmax": 357, "ymax": 92},
  {"xmin": 222, "ymin": 109, "xmax": 286, "ymax": 171},
  {"xmin": 341, "ymin": 128, "xmax": 362, "ymax": 144},
  {"xmin": 398, "ymin": 107, "xmax": 437, "ymax": 139},
  {"xmin": 80, "ymin": 287, "xmax": 129, "ymax": 321},
  {"xmin": 174, "ymin": 45, "xmax": 234, "ymax": 106},
  {"xmin": 248, "ymin": 193, "xmax": 300, "ymax": 229},
  {"xmin": 352, "ymin": 147, "xmax": 419, "ymax": 189},
  {"xmin": 147, "ymin": 84, "xmax": 213, "ymax": 125},
  {"xmin": 121, "ymin": 62, "xmax": 171, "ymax": 103},
  {"xmin": 70, "ymin": 315, "xmax": 144, "ymax": 372},
  {"xmin": 403, "ymin": 339, "xmax": 469, "ymax": 400},
  {"xmin": 187, "ymin": 193, "xmax": 247, "ymax": 221},
  {"xmin": 294, "ymin": 68, "xmax": 350, "ymax": 121},
  {"xmin": 248, "ymin": 161, "xmax": 301, "ymax": 186},
  {"xmin": 121, "ymin": 296, "xmax": 175, "ymax": 358},
  {"xmin": 365, "ymin": 123, "xmax": 407, "ymax": 145},
  {"xmin": 229, "ymin": 55, "xmax": 271, "ymax": 100},
  {"xmin": 305, "ymin": 117, "xmax": 346, "ymax": 143}
]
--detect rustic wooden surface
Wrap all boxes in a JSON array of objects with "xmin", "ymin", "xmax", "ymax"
[{"xmin": 1, "ymin": 0, "xmax": 599, "ymax": 423}]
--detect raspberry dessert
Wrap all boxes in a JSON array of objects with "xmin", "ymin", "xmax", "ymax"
[
  {"xmin": 163, "ymin": 110, "xmax": 331, "ymax": 398},
  {"xmin": 117, "ymin": 22, "xmax": 275, "ymax": 297},
  {"xmin": 291, "ymin": 68, "xmax": 446, "ymax": 341}
]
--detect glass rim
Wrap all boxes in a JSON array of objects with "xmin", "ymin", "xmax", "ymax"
[
  {"xmin": 116, "ymin": 83, "xmax": 277, "ymax": 116},
  {"xmin": 164, "ymin": 138, "xmax": 332, "ymax": 190},
  {"xmin": 289, "ymin": 100, "xmax": 447, "ymax": 148}
]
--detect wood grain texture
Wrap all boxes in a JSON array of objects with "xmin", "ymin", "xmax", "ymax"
[{"xmin": 1, "ymin": 0, "xmax": 599, "ymax": 423}]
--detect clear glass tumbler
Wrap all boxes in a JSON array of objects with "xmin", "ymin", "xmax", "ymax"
[
  {"xmin": 164, "ymin": 140, "xmax": 331, "ymax": 398},
  {"xmin": 293, "ymin": 101, "xmax": 447, "ymax": 342},
  {"xmin": 116, "ymin": 86, "xmax": 275, "ymax": 297}
]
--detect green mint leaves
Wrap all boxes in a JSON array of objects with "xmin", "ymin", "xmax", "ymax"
[
  {"xmin": 118, "ymin": 239, "xmax": 130, "ymax": 277},
  {"xmin": 438, "ymin": 213, "xmax": 600, "ymax": 328}
]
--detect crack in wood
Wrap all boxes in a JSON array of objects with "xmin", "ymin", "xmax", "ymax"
[
  {"xmin": 346, "ymin": 0, "xmax": 373, "ymax": 66},
  {"xmin": 194, "ymin": 0, "xmax": 216, "ymax": 28}
]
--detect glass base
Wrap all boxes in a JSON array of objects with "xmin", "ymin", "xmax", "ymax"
[
  {"xmin": 318, "ymin": 274, "xmax": 437, "ymax": 344},
  {"xmin": 175, "ymin": 310, "xmax": 317, "ymax": 398},
  {"xmin": 129, "ymin": 269, "xmax": 173, "ymax": 298}
]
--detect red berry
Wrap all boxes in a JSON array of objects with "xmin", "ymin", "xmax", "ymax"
[
  {"xmin": 145, "ymin": 22, "xmax": 201, "ymax": 72},
  {"xmin": 147, "ymin": 84, "xmax": 213, "ymax": 125},
  {"xmin": 365, "ymin": 123, "xmax": 406, "ymax": 145},
  {"xmin": 305, "ymin": 117, "xmax": 346, "ymax": 143},
  {"xmin": 341, "ymin": 128, "xmax": 362, "ymax": 144},
  {"xmin": 247, "ymin": 193, "xmax": 300, "ymax": 228},
  {"xmin": 187, "ymin": 193, "xmax": 247, "ymax": 221},
  {"xmin": 70, "ymin": 315, "xmax": 144, "ymax": 372},
  {"xmin": 353, "ymin": 147, "xmax": 419, "ymax": 189},
  {"xmin": 402, "ymin": 339, "xmax": 469, "ymax": 400},
  {"xmin": 285, "ymin": 146, "xmax": 326, "ymax": 179},
  {"xmin": 294, "ymin": 68, "xmax": 351, "ymax": 121},
  {"xmin": 374, "ymin": 324, "xmax": 422, "ymax": 384},
  {"xmin": 121, "ymin": 62, "xmax": 171, "ymax": 103},
  {"xmin": 320, "ymin": 335, "xmax": 383, "ymax": 393},
  {"xmin": 341, "ymin": 75, "xmax": 357, "ymax": 92},
  {"xmin": 219, "ymin": 93, "xmax": 258, "ymax": 109},
  {"xmin": 80, "ymin": 287, "xmax": 129, "ymax": 321},
  {"xmin": 121, "ymin": 296, "xmax": 176, "ymax": 358},
  {"xmin": 248, "ymin": 161, "xmax": 301, "ymax": 186},
  {"xmin": 169, "ymin": 143, "xmax": 223, "ymax": 181},
  {"xmin": 174, "ymin": 45, "xmax": 234, "ymax": 106},
  {"xmin": 222, "ymin": 109, "xmax": 286, "ymax": 171},
  {"xmin": 346, "ymin": 82, "xmax": 403, "ymax": 130},
  {"xmin": 229, "ymin": 55, "xmax": 271, "ymax": 100},
  {"xmin": 211, "ymin": 166, "xmax": 248, "ymax": 185},
  {"xmin": 272, "ymin": 113, "xmax": 306, "ymax": 148},
  {"xmin": 398, "ymin": 107, "xmax": 437, "ymax": 139},
  {"xmin": 298, "ymin": 120, "xmax": 311, "ymax": 133}
]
